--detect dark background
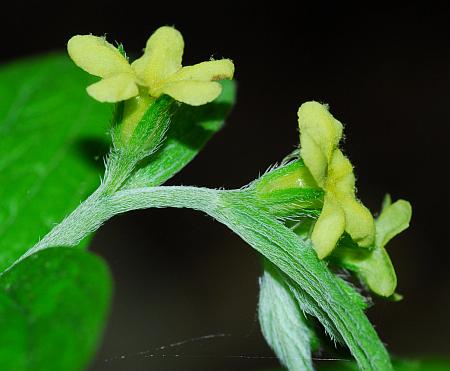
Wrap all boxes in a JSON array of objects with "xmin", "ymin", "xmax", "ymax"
[{"xmin": 2, "ymin": 2, "xmax": 450, "ymax": 370}]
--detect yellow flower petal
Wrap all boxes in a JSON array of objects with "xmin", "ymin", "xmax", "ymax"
[
  {"xmin": 167, "ymin": 59, "xmax": 235, "ymax": 82},
  {"xmin": 158, "ymin": 80, "xmax": 222, "ymax": 106},
  {"xmin": 357, "ymin": 246, "xmax": 397, "ymax": 297},
  {"xmin": 338, "ymin": 243, "xmax": 397, "ymax": 297},
  {"xmin": 132, "ymin": 26, "xmax": 184, "ymax": 87},
  {"xmin": 86, "ymin": 73, "xmax": 138, "ymax": 103},
  {"xmin": 298, "ymin": 102, "xmax": 343, "ymax": 187},
  {"xmin": 311, "ymin": 196, "xmax": 346, "ymax": 259},
  {"xmin": 375, "ymin": 199, "xmax": 412, "ymax": 248},
  {"xmin": 328, "ymin": 151, "xmax": 375, "ymax": 247},
  {"xmin": 360, "ymin": 198, "xmax": 411, "ymax": 296},
  {"xmin": 335, "ymin": 197, "xmax": 411, "ymax": 296},
  {"xmin": 339, "ymin": 195, "xmax": 375, "ymax": 247},
  {"xmin": 298, "ymin": 102, "xmax": 376, "ymax": 256},
  {"xmin": 326, "ymin": 149, "xmax": 355, "ymax": 195},
  {"xmin": 67, "ymin": 35, "xmax": 133, "ymax": 78},
  {"xmin": 297, "ymin": 130, "xmax": 327, "ymax": 188}
]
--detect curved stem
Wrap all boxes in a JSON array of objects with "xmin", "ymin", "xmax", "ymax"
[
  {"xmin": 11, "ymin": 186, "xmax": 219, "ymax": 268},
  {"xmin": 214, "ymin": 191, "xmax": 392, "ymax": 371},
  {"xmin": 11, "ymin": 185, "xmax": 392, "ymax": 370},
  {"xmin": 111, "ymin": 187, "xmax": 392, "ymax": 370}
]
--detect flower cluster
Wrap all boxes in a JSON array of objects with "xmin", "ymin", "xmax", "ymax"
[{"xmin": 67, "ymin": 26, "xmax": 234, "ymax": 106}]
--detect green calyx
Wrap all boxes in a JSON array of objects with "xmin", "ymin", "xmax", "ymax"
[
  {"xmin": 112, "ymin": 93, "xmax": 176, "ymax": 154},
  {"xmin": 95, "ymin": 94, "xmax": 178, "ymax": 196},
  {"xmin": 254, "ymin": 160, "xmax": 324, "ymax": 217}
]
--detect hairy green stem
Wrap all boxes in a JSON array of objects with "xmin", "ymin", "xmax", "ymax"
[
  {"xmin": 13, "ymin": 185, "xmax": 392, "ymax": 370},
  {"xmin": 13, "ymin": 186, "xmax": 217, "ymax": 267},
  {"xmin": 216, "ymin": 191, "xmax": 392, "ymax": 371},
  {"xmin": 110, "ymin": 187, "xmax": 393, "ymax": 370}
]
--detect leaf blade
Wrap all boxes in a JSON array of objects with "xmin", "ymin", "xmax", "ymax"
[
  {"xmin": 0, "ymin": 54, "xmax": 111, "ymax": 272},
  {"xmin": 0, "ymin": 247, "xmax": 112, "ymax": 371},
  {"xmin": 259, "ymin": 259, "xmax": 314, "ymax": 371}
]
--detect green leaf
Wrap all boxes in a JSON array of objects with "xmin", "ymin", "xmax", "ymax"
[
  {"xmin": 0, "ymin": 290, "xmax": 27, "ymax": 370},
  {"xmin": 0, "ymin": 54, "xmax": 111, "ymax": 272},
  {"xmin": 259, "ymin": 259, "xmax": 314, "ymax": 371},
  {"xmin": 0, "ymin": 247, "xmax": 112, "ymax": 371},
  {"xmin": 123, "ymin": 80, "xmax": 236, "ymax": 188}
]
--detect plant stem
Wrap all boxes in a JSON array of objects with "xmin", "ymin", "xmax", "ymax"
[
  {"xmin": 215, "ymin": 191, "xmax": 393, "ymax": 371},
  {"xmin": 10, "ymin": 186, "xmax": 218, "ymax": 268},
  {"xmin": 11, "ymin": 185, "xmax": 392, "ymax": 370}
]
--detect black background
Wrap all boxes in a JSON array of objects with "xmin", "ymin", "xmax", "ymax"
[{"xmin": 2, "ymin": 2, "xmax": 450, "ymax": 370}]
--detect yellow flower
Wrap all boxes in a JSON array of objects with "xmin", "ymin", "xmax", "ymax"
[
  {"xmin": 335, "ymin": 195, "xmax": 412, "ymax": 297},
  {"xmin": 67, "ymin": 26, "xmax": 234, "ymax": 106},
  {"xmin": 298, "ymin": 102, "xmax": 375, "ymax": 259},
  {"xmin": 355, "ymin": 195, "xmax": 411, "ymax": 297}
]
